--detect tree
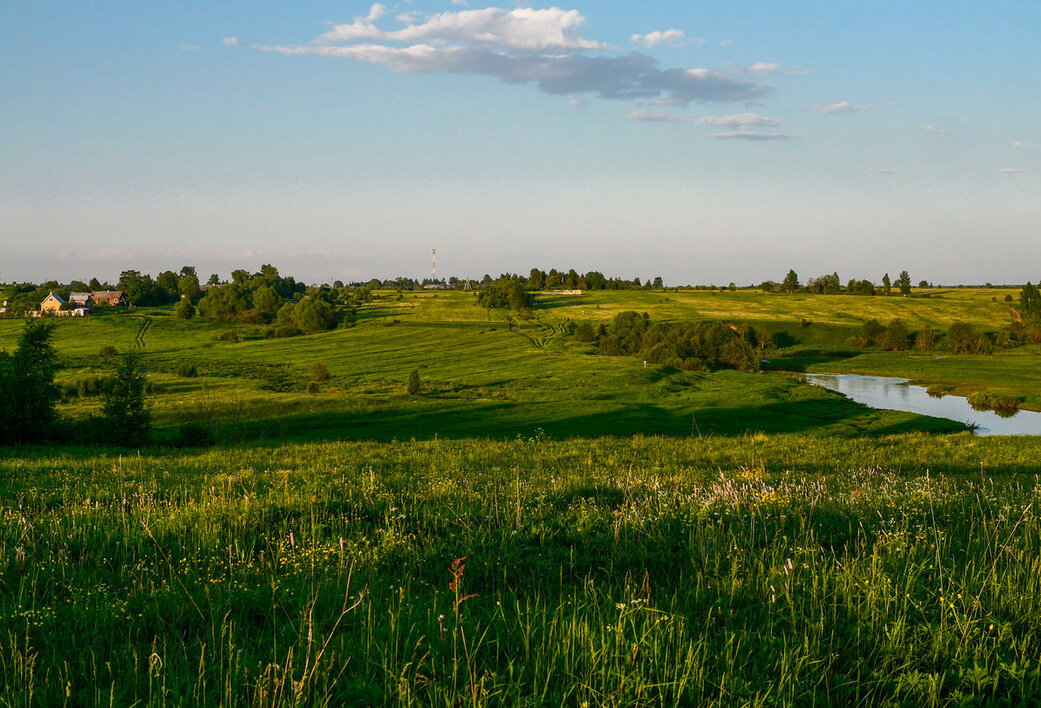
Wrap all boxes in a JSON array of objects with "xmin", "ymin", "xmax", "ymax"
[
  {"xmin": 156, "ymin": 270, "xmax": 180, "ymax": 301},
  {"xmin": 1020, "ymin": 282, "xmax": 1041, "ymax": 318},
  {"xmin": 782, "ymin": 269, "xmax": 800, "ymax": 293},
  {"xmin": 407, "ymin": 368, "xmax": 421, "ymax": 396},
  {"xmin": 102, "ymin": 351, "xmax": 152, "ymax": 446},
  {"xmin": 882, "ymin": 319, "xmax": 909, "ymax": 350},
  {"xmin": 896, "ymin": 270, "xmax": 912, "ymax": 297},
  {"xmin": 653, "ymin": 276, "xmax": 664, "ymax": 290},
  {"xmin": 0, "ymin": 320, "xmax": 60, "ymax": 444},
  {"xmin": 174, "ymin": 298, "xmax": 196, "ymax": 320},
  {"xmin": 882, "ymin": 273, "xmax": 891, "ymax": 295},
  {"xmin": 207, "ymin": 273, "xmax": 220, "ymax": 286},
  {"xmin": 178, "ymin": 273, "xmax": 201, "ymax": 301},
  {"xmin": 915, "ymin": 328, "xmax": 936, "ymax": 351}
]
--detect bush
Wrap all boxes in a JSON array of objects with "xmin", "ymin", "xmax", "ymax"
[
  {"xmin": 176, "ymin": 363, "xmax": 198, "ymax": 377},
  {"xmin": 176, "ymin": 422, "xmax": 215, "ymax": 448},
  {"xmin": 915, "ymin": 328, "xmax": 936, "ymax": 351},
  {"xmin": 99, "ymin": 345, "xmax": 118, "ymax": 357},
  {"xmin": 407, "ymin": 369, "xmax": 421, "ymax": 396},
  {"xmin": 101, "ymin": 351, "xmax": 152, "ymax": 446},
  {"xmin": 881, "ymin": 319, "xmax": 909, "ymax": 351},
  {"xmin": 770, "ymin": 331, "xmax": 796, "ymax": 348},
  {"xmin": 967, "ymin": 391, "xmax": 1020, "ymax": 416},
  {"xmin": 306, "ymin": 381, "xmax": 321, "ymax": 394},
  {"xmin": 234, "ymin": 309, "xmax": 268, "ymax": 325},
  {"xmin": 1005, "ymin": 294, "xmax": 1013, "ymax": 302},
  {"xmin": 310, "ymin": 361, "xmax": 331, "ymax": 381},
  {"xmin": 214, "ymin": 331, "xmax": 240, "ymax": 343},
  {"xmin": 266, "ymin": 324, "xmax": 300, "ymax": 339},
  {"xmin": 0, "ymin": 320, "xmax": 60, "ymax": 444},
  {"xmin": 174, "ymin": 298, "xmax": 196, "ymax": 320},
  {"xmin": 860, "ymin": 319, "xmax": 885, "ymax": 343},
  {"xmin": 573, "ymin": 322, "xmax": 597, "ymax": 342}
]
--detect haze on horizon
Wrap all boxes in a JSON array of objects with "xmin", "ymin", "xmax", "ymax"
[{"xmin": 2, "ymin": 1, "xmax": 1038, "ymax": 285}]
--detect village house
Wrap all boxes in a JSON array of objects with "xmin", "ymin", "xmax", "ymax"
[
  {"xmin": 40, "ymin": 292, "xmax": 66, "ymax": 313},
  {"xmin": 91, "ymin": 290, "xmax": 126, "ymax": 306},
  {"xmin": 69, "ymin": 292, "xmax": 93, "ymax": 310}
]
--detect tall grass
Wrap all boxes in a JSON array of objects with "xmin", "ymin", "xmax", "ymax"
[{"xmin": 2, "ymin": 436, "xmax": 1040, "ymax": 704}]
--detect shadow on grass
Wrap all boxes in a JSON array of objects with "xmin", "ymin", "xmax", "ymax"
[{"xmin": 190, "ymin": 395, "xmax": 966, "ymax": 444}]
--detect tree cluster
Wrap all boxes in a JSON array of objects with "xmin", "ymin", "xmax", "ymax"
[
  {"xmin": 591, "ymin": 311, "xmax": 760, "ymax": 372},
  {"xmin": 769, "ymin": 269, "xmax": 914, "ymax": 296}
]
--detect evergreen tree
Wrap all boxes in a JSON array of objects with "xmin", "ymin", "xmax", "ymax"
[
  {"xmin": 882, "ymin": 273, "xmax": 891, "ymax": 295},
  {"xmin": 102, "ymin": 351, "xmax": 152, "ymax": 446},
  {"xmin": 407, "ymin": 369, "xmax": 421, "ymax": 396},
  {"xmin": 782, "ymin": 269, "xmax": 800, "ymax": 293},
  {"xmin": 896, "ymin": 270, "xmax": 912, "ymax": 296},
  {"xmin": 0, "ymin": 320, "xmax": 60, "ymax": 444},
  {"xmin": 1020, "ymin": 282, "xmax": 1041, "ymax": 318}
]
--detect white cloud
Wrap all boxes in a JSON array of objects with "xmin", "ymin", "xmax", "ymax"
[
  {"xmin": 630, "ymin": 29, "xmax": 685, "ymax": 48},
  {"xmin": 228, "ymin": 7, "xmax": 773, "ymax": 106},
  {"xmin": 812, "ymin": 100, "xmax": 865, "ymax": 115},
  {"xmin": 738, "ymin": 62, "xmax": 806, "ymax": 76},
  {"xmin": 720, "ymin": 40, "xmax": 734, "ymax": 47},
  {"xmin": 924, "ymin": 124, "xmax": 950, "ymax": 134},
  {"xmin": 627, "ymin": 109, "xmax": 685, "ymax": 122},
  {"xmin": 867, "ymin": 167, "xmax": 898, "ymax": 174},
  {"xmin": 318, "ymin": 5, "xmax": 607, "ymax": 51},
  {"xmin": 1012, "ymin": 141, "xmax": 1034, "ymax": 148},
  {"xmin": 700, "ymin": 130, "xmax": 796, "ymax": 141},
  {"xmin": 998, "ymin": 168, "xmax": 1024, "ymax": 174},
  {"xmin": 695, "ymin": 112, "xmax": 780, "ymax": 127}
]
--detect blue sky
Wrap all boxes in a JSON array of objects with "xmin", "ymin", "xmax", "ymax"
[{"xmin": 2, "ymin": 1, "xmax": 1038, "ymax": 284}]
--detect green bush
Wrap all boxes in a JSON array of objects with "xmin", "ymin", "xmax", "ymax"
[
  {"xmin": 176, "ymin": 363, "xmax": 198, "ymax": 378},
  {"xmin": 175, "ymin": 422, "xmax": 215, "ymax": 447},
  {"xmin": 310, "ymin": 361, "xmax": 331, "ymax": 381},
  {"xmin": 407, "ymin": 369, "xmax": 421, "ymax": 396},
  {"xmin": 174, "ymin": 298, "xmax": 196, "ymax": 320},
  {"xmin": 99, "ymin": 345, "xmax": 118, "ymax": 357},
  {"xmin": 573, "ymin": 322, "xmax": 597, "ymax": 342},
  {"xmin": 101, "ymin": 351, "xmax": 152, "ymax": 446}
]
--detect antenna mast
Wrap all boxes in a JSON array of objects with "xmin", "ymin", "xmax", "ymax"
[{"xmin": 432, "ymin": 248, "xmax": 437, "ymax": 282}]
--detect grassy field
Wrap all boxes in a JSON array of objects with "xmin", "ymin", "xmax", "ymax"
[
  {"xmin": 2, "ymin": 287, "xmax": 1039, "ymax": 704},
  {"xmin": 0, "ymin": 287, "xmax": 1030, "ymax": 444},
  {"xmin": 3, "ymin": 437, "xmax": 1041, "ymax": 705}
]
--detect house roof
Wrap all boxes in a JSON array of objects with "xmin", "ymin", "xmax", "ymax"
[
  {"xmin": 44, "ymin": 292, "xmax": 66, "ymax": 304},
  {"xmin": 91, "ymin": 290, "xmax": 124, "ymax": 299},
  {"xmin": 70, "ymin": 292, "xmax": 92, "ymax": 301}
]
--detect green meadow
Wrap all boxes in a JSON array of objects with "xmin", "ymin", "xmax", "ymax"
[{"xmin": 2, "ymin": 287, "xmax": 1040, "ymax": 705}]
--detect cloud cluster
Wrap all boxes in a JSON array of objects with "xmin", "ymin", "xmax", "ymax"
[
  {"xmin": 812, "ymin": 100, "xmax": 864, "ymax": 115},
  {"xmin": 630, "ymin": 29, "xmax": 688, "ymax": 48},
  {"xmin": 228, "ymin": 4, "xmax": 775, "ymax": 106},
  {"xmin": 626, "ymin": 109, "xmax": 793, "ymax": 140},
  {"xmin": 923, "ymin": 124, "xmax": 950, "ymax": 134}
]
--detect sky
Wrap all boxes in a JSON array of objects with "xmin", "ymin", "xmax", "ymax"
[{"xmin": 1, "ymin": 1, "xmax": 1039, "ymax": 285}]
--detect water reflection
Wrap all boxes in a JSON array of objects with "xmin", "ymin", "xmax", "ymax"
[{"xmin": 805, "ymin": 373, "xmax": 1041, "ymax": 436}]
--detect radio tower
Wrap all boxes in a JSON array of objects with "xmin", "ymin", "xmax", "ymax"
[{"xmin": 431, "ymin": 248, "xmax": 437, "ymax": 282}]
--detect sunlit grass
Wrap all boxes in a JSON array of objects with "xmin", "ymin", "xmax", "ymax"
[{"xmin": 2, "ymin": 436, "xmax": 1040, "ymax": 704}]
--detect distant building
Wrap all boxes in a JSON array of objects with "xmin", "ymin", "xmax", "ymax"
[
  {"xmin": 91, "ymin": 290, "xmax": 126, "ymax": 306},
  {"xmin": 69, "ymin": 292, "xmax": 93, "ymax": 310},
  {"xmin": 40, "ymin": 292, "xmax": 66, "ymax": 313}
]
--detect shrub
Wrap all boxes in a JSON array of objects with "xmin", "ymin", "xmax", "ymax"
[
  {"xmin": 306, "ymin": 381, "xmax": 321, "ymax": 394},
  {"xmin": 176, "ymin": 422, "xmax": 215, "ymax": 448},
  {"xmin": 173, "ymin": 298, "xmax": 196, "ymax": 320},
  {"xmin": 407, "ymin": 369, "xmax": 421, "ymax": 396},
  {"xmin": 267, "ymin": 324, "xmax": 300, "ymax": 339},
  {"xmin": 0, "ymin": 320, "xmax": 60, "ymax": 444},
  {"xmin": 99, "ymin": 345, "xmax": 118, "ymax": 357},
  {"xmin": 573, "ymin": 322, "xmax": 597, "ymax": 342},
  {"xmin": 1005, "ymin": 294, "xmax": 1013, "ymax": 302},
  {"xmin": 915, "ymin": 328, "xmax": 936, "ymax": 351},
  {"xmin": 234, "ymin": 309, "xmax": 268, "ymax": 325},
  {"xmin": 101, "ymin": 351, "xmax": 152, "ymax": 446},
  {"xmin": 310, "ymin": 361, "xmax": 331, "ymax": 381},
  {"xmin": 882, "ymin": 319, "xmax": 909, "ymax": 351},
  {"xmin": 214, "ymin": 331, "xmax": 240, "ymax": 343},
  {"xmin": 860, "ymin": 319, "xmax": 885, "ymax": 343},
  {"xmin": 176, "ymin": 363, "xmax": 198, "ymax": 378},
  {"xmin": 770, "ymin": 331, "xmax": 796, "ymax": 348}
]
